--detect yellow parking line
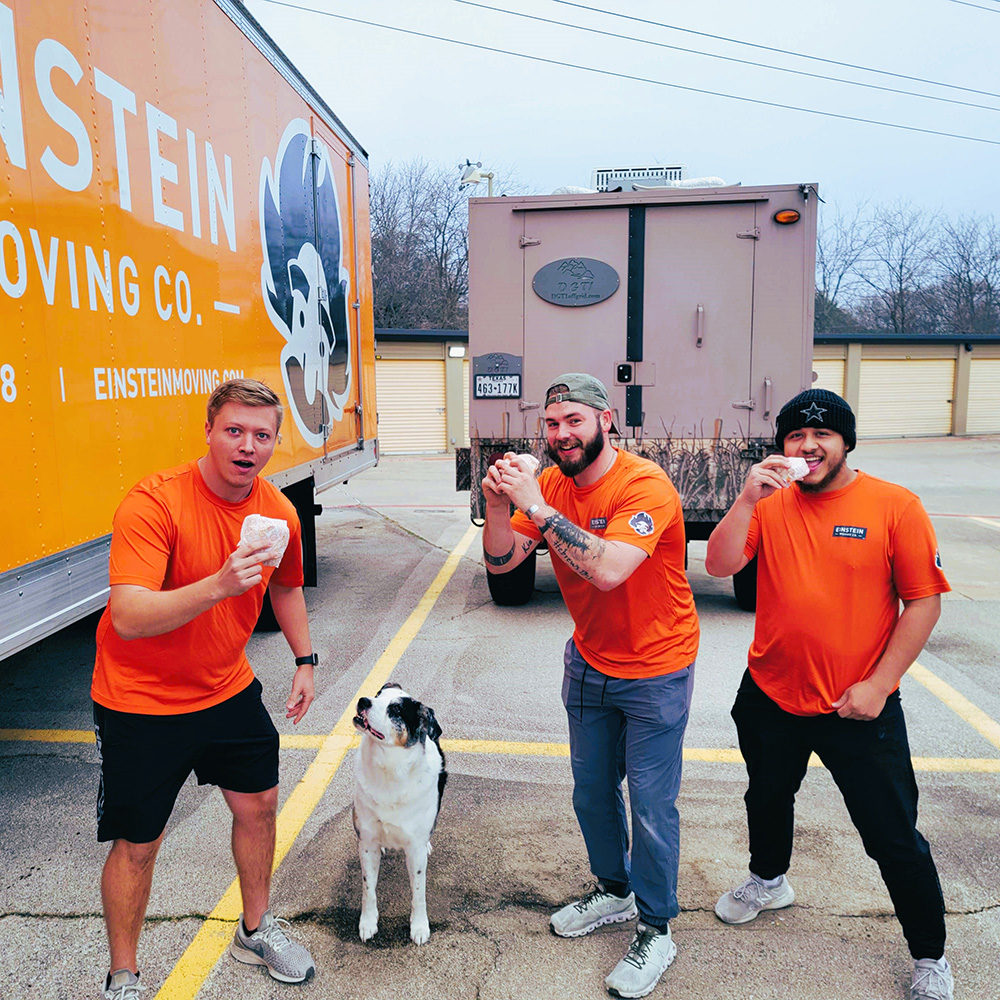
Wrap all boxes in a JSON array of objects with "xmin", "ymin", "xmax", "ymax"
[
  {"xmin": 154, "ymin": 523, "xmax": 480, "ymax": 1000},
  {"xmin": 971, "ymin": 516, "xmax": 1000, "ymax": 533},
  {"xmin": 5, "ymin": 731, "xmax": 1000, "ymax": 774},
  {"xmin": 908, "ymin": 660, "xmax": 1000, "ymax": 752}
]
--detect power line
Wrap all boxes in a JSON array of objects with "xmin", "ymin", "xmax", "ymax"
[
  {"xmin": 943, "ymin": 0, "xmax": 1000, "ymax": 10},
  {"xmin": 253, "ymin": 0, "xmax": 1000, "ymax": 147},
  {"xmin": 452, "ymin": 0, "xmax": 1000, "ymax": 115},
  {"xmin": 548, "ymin": 0, "xmax": 1000, "ymax": 101}
]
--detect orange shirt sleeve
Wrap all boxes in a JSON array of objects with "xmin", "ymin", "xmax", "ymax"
[
  {"xmin": 744, "ymin": 505, "xmax": 762, "ymax": 561},
  {"xmin": 601, "ymin": 470, "xmax": 673, "ymax": 556},
  {"xmin": 892, "ymin": 497, "xmax": 950, "ymax": 600},
  {"xmin": 108, "ymin": 488, "xmax": 174, "ymax": 590},
  {"xmin": 269, "ymin": 513, "xmax": 304, "ymax": 587}
]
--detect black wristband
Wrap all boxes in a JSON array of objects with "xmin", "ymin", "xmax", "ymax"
[{"xmin": 294, "ymin": 653, "xmax": 318, "ymax": 666}]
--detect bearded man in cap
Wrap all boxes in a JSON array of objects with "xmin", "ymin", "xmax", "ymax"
[
  {"xmin": 483, "ymin": 373, "xmax": 699, "ymax": 999},
  {"xmin": 705, "ymin": 388, "xmax": 953, "ymax": 1000}
]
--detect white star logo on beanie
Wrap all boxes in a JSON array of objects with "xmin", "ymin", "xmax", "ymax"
[{"xmin": 801, "ymin": 402, "xmax": 826, "ymax": 422}]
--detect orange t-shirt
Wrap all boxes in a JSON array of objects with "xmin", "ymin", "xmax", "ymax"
[
  {"xmin": 745, "ymin": 471, "xmax": 949, "ymax": 716},
  {"xmin": 511, "ymin": 449, "xmax": 699, "ymax": 678},
  {"xmin": 91, "ymin": 460, "xmax": 303, "ymax": 715}
]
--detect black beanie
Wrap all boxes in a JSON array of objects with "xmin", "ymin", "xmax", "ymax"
[{"xmin": 775, "ymin": 388, "xmax": 856, "ymax": 452}]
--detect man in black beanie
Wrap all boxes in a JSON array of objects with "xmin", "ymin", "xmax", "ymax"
[{"xmin": 704, "ymin": 388, "xmax": 954, "ymax": 1000}]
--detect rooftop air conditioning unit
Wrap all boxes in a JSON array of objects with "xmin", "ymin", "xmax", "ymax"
[{"xmin": 591, "ymin": 164, "xmax": 684, "ymax": 192}]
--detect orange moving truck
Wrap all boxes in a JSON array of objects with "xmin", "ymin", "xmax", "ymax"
[
  {"xmin": 1, "ymin": 0, "xmax": 377, "ymax": 659},
  {"xmin": 458, "ymin": 183, "xmax": 818, "ymax": 610}
]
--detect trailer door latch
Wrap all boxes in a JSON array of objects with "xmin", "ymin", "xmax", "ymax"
[
  {"xmin": 736, "ymin": 228, "xmax": 760, "ymax": 240},
  {"xmin": 519, "ymin": 235, "xmax": 541, "ymax": 248},
  {"xmin": 731, "ymin": 399, "xmax": 756, "ymax": 410}
]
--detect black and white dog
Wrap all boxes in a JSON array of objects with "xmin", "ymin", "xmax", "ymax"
[{"xmin": 352, "ymin": 683, "xmax": 447, "ymax": 945}]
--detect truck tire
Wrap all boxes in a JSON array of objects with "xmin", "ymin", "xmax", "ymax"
[
  {"xmin": 486, "ymin": 551, "xmax": 537, "ymax": 606},
  {"xmin": 732, "ymin": 557, "xmax": 758, "ymax": 612}
]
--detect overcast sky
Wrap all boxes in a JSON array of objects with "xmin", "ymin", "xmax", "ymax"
[{"xmin": 242, "ymin": 0, "xmax": 1000, "ymax": 218}]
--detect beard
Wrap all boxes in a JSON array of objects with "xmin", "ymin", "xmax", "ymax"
[
  {"xmin": 546, "ymin": 423, "xmax": 605, "ymax": 478},
  {"xmin": 798, "ymin": 451, "xmax": 847, "ymax": 493}
]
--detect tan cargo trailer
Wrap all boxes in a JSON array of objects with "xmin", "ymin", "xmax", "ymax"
[{"xmin": 457, "ymin": 183, "xmax": 818, "ymax": 609}]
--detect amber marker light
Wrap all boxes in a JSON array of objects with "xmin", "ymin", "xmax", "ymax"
[{"xmin": 773, "ymin": 209, "xmax": 801, "ymax": 225}]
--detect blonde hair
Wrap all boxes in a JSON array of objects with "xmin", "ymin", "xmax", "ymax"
[{"xmin": 206, "ymin": 378, "xmax": 283, "ymax": 432}]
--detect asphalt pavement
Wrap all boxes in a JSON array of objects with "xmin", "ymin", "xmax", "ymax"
[{"xmin": 1, "ymin": 436, "xmax": 998, "ymax": 1000}]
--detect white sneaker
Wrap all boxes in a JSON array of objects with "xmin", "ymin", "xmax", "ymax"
[
  {"xmin": 550, "ymin": 882, "xmax": 638, "ymax": 937},
  {"xmin": 605, "ymin": 923, "xmax": 676, "ymax": 999},
  {"xmin": 714, "ymin": 873, "xmax": 795, "ymax": 924},
  {"xmin": 911, "ymin": 957, "xmax": 954, "ymax": 1000}
]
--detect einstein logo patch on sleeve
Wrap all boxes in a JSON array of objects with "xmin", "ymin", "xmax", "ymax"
[
  {"xmin": 629, "ymin": 512, "xmax": 655, "ymax": 536},
  {"xmin": 590, "ymin": 517, "xmax": 608, "ymax": 531},
  {"xmin": 833, "ymin": 525, "xmax": 867, "ymax": 539}
]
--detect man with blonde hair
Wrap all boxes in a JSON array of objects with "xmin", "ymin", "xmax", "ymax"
[{"xmin": 92, "ymin": 378, "xmax": 317, "ymax": 999}]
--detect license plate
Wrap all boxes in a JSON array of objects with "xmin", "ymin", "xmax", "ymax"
[{"xmin": 474, "ymin": 374, "xmax": 521, "ymax": 399}]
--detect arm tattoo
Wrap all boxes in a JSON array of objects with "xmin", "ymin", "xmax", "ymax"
[
  {"xmin": 484, "ymin": 542, "xmax": 516, "ymax": 567},
  {"xmin": 541, "ymin": 512, "xmax": 606, "ymax": 581}
]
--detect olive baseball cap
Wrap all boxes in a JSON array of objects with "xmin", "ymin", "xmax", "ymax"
[{"xmin": 544, "ymin": 373, "xmax": 618, "ymax": 431}]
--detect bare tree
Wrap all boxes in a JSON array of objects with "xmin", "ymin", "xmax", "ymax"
[
  {"xmin": 854, "ymin": 202, "xmax": 938, "ymax": 334},
  {"xmin": 933, "ymin": 215, "xmax": 1000, "ymax": 334},
  {"xmin": 369, "ymin": 159, "xmax": 470, "ymax": 329},
  {"xmin": 814, "ymin": 203, "xmax": 870, "ymax": 331}
]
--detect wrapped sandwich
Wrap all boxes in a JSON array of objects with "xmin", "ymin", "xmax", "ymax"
[
  {"xmin": 779, "ymin": 456, "xmax": 810, "ymax": 483},
  {"xmin": 240, "ymin": 514, "xmax": 290, "ymax": 567}
]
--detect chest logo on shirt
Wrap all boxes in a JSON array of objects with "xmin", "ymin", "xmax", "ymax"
[
  {"xmin": 629, "ymin": 511, "xmax": 655, "ymax": 536},
  {"xmin": 833, "ymin": 525, "xmax": 867, "ymax": 539},
  {"xmin": 590, "ymin": 517, "xmax": 608, "ymax": 531}
]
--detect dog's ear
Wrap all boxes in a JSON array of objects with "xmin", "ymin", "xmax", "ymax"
[
  {"xmin": 419, "ymin": 704, "xmax": 442, "ymax": 742},
  {"xmin": 376, "ymin": 681, "xmax": 402, "ymax": 696}
]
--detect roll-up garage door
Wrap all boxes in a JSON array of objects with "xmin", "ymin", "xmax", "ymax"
[
  {"xmin": 858, "ymin": 359, "xmax": 955, "ymax": 437},
  {"xmin": 812, "ymin": 359, "xmax": 846, "ymax": 397},
  {"xmin": 967, "ymin": 358, "xmax": 1000, "ymax": 434},
  {"xmin": 375, "ymin": 359, "xmax": 447, "ymax": 453}
]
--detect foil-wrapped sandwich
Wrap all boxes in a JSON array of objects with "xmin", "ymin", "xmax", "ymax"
[
  {"xmin": 779, "ymin": 456, "xmax": 810, "ymax": 483},
  {"xmin": 240, "ymin": 514, "xmax": 290, "ymax": 568}
]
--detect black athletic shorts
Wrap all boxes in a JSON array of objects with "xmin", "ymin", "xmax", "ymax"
[{"xmin": 93, "ymin": 678, "xmax": 279, "ymax": 844}]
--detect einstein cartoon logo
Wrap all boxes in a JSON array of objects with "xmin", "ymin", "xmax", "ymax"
[
  {"xmin": 629, "ymin": 511, "xmax": 655, "ymax": 536},
  {"xmin": 260, "ymin": 120, "xmax": 351, "ymax": 447}
]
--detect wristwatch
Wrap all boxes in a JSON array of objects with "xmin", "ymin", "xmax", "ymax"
[
  {"xmin": 524, "ymin": 503, "xmax": 541, "ymax": 518},
  {"xmin": 294, "ymin": 653, "xmax": 318, "ymax": 667}
]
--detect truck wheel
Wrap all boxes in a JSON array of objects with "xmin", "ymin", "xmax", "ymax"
[
  {"xmin": 732, "ymin": 557, "xmax": 758, "ymax": 612},
  {"xmin": 486, "ymin": 551, "xmax": 537, "ymax": 606}
]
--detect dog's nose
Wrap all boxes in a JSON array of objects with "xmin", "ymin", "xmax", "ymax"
[{"xmin": 356, "ymin": 697, "xmax": 371, "ymax": 712}]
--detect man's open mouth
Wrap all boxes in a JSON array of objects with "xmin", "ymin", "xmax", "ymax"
[
  {"xmin": 353, "ymin": 714, "xmax": 385, "ymax": 740},
  {"xmin": 234, "ymin": 460, "xmax": 254, "ymax": 471}
]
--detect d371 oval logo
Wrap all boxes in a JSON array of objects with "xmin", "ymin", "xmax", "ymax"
[{"xmin": 532, "ymin": 257, "xmax": 619, "ymax": 307}]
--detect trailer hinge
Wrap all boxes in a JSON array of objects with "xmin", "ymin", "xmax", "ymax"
[
  {"xmin": 309, "ymin": 137, "xmax": 323, "ymax": 158},
  {"xmin": 354, "ymin": 403, "xmax": 363, "ymax": 415},
  {"xmin": 731, "ymin": 399, "xmax": 756, "ymax": 410},
  {"xmin": 317, "ymin": 283, "xmax": 328, "ymax": 303},
  {"xmin": 736, "ymin": 228, "xmax": 760, "ymax": 240},
  {"xmin": 518, "ymin": 400, "xmax": 539, "ymax": 411},
  {"xmin": 519, "ymin": 235, "xmax": 541, "ymax": 248}
]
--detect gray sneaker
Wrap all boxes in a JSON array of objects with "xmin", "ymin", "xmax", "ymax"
[
  {"xmin": 102, "ymin": 970, "xmax": 144, "ymax": 1000},
  {"xmin": 230, "ymin": 910, "xmax": 315, "ymax": 984},
  {"xmin": 605, "ymin": 922, "xmax": 677, "ymax": 999},
  {"xmin": 715, "ymin": 873, "xmax": 795, "ymax": 924},
  {"xmin": 550, "ymin": 882, "xmax": 638, "ymax": 937},
  {"xmin": 911, "ymin": 957, "xmax": 954, "ymax": 1000}
]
